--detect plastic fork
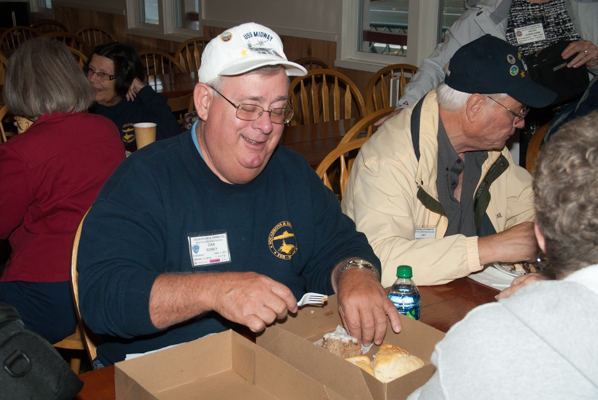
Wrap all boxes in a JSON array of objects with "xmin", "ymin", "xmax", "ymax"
[{"xmin": 297, "ymin": 292, "xmax": 328, "ymax": 307}]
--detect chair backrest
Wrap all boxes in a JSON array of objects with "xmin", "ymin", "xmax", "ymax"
[
  {"xmin": 41, "ymin": 31, "xmax": 87, "ymax": 53},
  {"xmin": 338, "ymin": 107, "xmax": 396, "ymax": 144},
  {"xmin": 288, "ymin": 69, "xmax": 367, "ymax": 126},
  {"xmin": 526, "ymin": 118, "xmax": 553, "ymax": 174},
  {"xmin": 168, "ymin": 93, "xmax": 195, "ymax": 127},
  {"xmin": 71, "ymin": 209, "xmax": 99, "ymax": 363},
  {"xmin": 139, "ymin": 50, "xmax": 185, "ymax": 76},
  {"xmin": 315, "ymin": 138, "xmax": 368, "ymax": 201},
  {"xmin": 365, "ymin": 63, "xmax": 418, "ymax": 113},
  {"xmin": 0, "ymin": 105, "xmax": 9, "ymax": 143},
  {"xmin": 68, "ymin": 47, "xmax": 88, "ymax": 69},
  {"xmin": 294, "ymin": 57, "xmax": 329, "ymax": 70},
  {"xmin": 0, "ymin": 51, "xmax": 7, "ymax": 85},
  {"xmin": 30, "ymin": 19, "xmax": 68, "ymax": 34},
  {"xmin": 174, "ymin": 37, "xmax": 209, "ymax": 73},
  {"xmin": 0, "ymin": 26, "xmax": 40, "ymax": 54},
  {"xmin": 75, "ymin": 26, "xmax": 116, "ymax": 50}
]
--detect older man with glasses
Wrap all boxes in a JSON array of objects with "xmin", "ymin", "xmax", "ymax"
[
  {"xmin": 77, "ymin": 22, "xmax": 400, "ymax": 368},
  {"xmin": 342, "ymin": 35, "xmax": 557, "ymax": 287}
]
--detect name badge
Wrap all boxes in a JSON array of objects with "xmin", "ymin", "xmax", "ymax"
[
  {"xmin": 514, "ymin": 23, "xmax": 545, "ymax": 45},
  {"xmin": 414, "ymin": 228, "xmax": 436, "ymax": 240},
  {"xmin": 188, "ymin": 231, "xmax": 231, "ymax": 267}
]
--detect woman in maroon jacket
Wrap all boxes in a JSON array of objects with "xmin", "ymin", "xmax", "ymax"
[{"xmin": 0, "ymin": 38, "xmax": 125, "ymax": 344}]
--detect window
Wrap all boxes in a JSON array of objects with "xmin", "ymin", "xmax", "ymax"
[
  {"xmin": 125, "ymin": 0, "xmax": 201, "ymax": 41},
  {"xmin": 361, "ymin": 0, "xmax": 409, "ymax": 57},
  {"xmin": 139, "ymin": 0, "xmax": 159, "ymax": 25},
  {"xmin": 175, "ymin": 0, "xmax": 199, "ymax": 31},
  {"xmin": 338, "ymin": 0, "xmax": 466, "ymax": 72},
  {"xmin": 29, "ymin": 0, "xmax": 53, "ymax": 17}
]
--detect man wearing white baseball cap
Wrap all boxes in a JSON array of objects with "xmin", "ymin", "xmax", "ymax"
[{"xmin": 77, "ymin": 22, "xmax": 400, "ymax": 367}]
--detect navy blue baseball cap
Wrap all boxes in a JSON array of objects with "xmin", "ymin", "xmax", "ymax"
[{"xmin": 445, "ymin": 35, "xmax": 557, "ymax": 108}]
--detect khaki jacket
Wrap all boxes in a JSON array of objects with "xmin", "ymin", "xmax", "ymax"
[{"xmin": 342, "ymin": 91, "xmax": 535, "ymax": 286}]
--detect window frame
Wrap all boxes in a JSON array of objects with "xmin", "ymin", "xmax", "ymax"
[
  {"xmin": 124, "ymin": 0, "xmax": 203, "ymax": 42},
  {"xmin": 336, "ymin": 0, "xmax": 440, "ymax": 72}
]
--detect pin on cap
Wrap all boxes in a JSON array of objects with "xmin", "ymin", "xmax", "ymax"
[
  {"xmin": 198, "ymin": 22, "xmax": 307, "ymax": 83},
  {"xmin": 445, "ymin": 35, "xmax": 557, "ymax": 108}
]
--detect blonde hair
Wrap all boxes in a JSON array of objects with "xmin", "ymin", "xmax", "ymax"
[{"xmin": 4, "ymin": 38, "xmax": 95, "ymax": 119}]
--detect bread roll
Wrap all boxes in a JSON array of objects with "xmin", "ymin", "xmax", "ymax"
[
  {"xmin": 373, "ymin": 344, "xmax": 424, "ymax": 383},
  {"xmin": 346, "ymin": 355, "xmax": 375, "ymax": 376}
]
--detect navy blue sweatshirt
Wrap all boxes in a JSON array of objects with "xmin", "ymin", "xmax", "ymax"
[
  {"xmin": 89, "ymin": 86, "xmax": 182, "ymax": 148},
  {"xmin": 78, "ymin": 129, "xmax": 380, "ymax": 365}
]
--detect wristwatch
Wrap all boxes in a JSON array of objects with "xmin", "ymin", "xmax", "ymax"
[{"xmin": 339, "ymin": 259, "xmax": 380, "ymax": 279}]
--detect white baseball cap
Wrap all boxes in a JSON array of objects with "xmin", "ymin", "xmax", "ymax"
[{"xmin": 198, "ymin": 22, "xmax": 307, "ymax": 83}]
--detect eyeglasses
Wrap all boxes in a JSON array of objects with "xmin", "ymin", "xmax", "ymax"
[
  {"xmin": 486, "ymin": 96, "xmax": 530, "ymax": 124},
  {"xmin": 83, "ymin": 67, "xmax": 116, "ymax": 82},
  {"xmin": 210, "ymin": 87, "xmax": 294, "ymax": 124}
]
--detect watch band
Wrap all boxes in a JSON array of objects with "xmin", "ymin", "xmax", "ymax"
[{"xmin": 339, "ymin": 259, "xmax": 380, "ymax": 279}]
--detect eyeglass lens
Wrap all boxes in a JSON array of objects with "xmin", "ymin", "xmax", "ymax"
[{"xmin": 237, "ymin": 104, "xmax": 293, "ymax": 124}]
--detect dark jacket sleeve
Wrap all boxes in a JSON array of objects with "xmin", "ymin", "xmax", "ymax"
[
  {"xmin": 300, "ymin": 165, "xmax": 381, "ymax": 295},
  {"xmin": 77, "ymin": 159, "xmax": 164, "ymax": 339},
  {"xmin": 137, "ymin": 86, "xmax": 183, "ymax": 141}
]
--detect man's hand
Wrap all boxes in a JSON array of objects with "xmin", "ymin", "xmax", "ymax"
[
  {"xmin": 336, "ymin": 268, "xmax": 401, "ymax": 346},
  {"xmin": 126, "ymin": 77, "xmax": 147, "ymax": 102},
  {"xmin": 373, "ymin": 108, "xmax": 402, "ymax": 127},
  {"xmin": 496, "ymin": 273, "xmax": 549, "ymax": 300},
  {"xmin": 149, "ymin": 271, "xmax": 297, "ymax": 332},
  {"xmin": 209, "ymin": 272, "xmax": 297, "ymax": 332},
  {"xmin": 562, "ymin": 40, "xmax": 598, "ymax": 69},
  {"xmin": 478, "ymin": 222, "xmax": 539, "ymax": 266}
]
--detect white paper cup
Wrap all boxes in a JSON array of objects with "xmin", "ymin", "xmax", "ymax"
[{"xmin": 134, "ymin": 122, "xmax": 157, "ymax": 150}]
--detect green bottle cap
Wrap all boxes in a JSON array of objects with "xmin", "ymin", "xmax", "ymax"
[{"xmin": 396, "ymin": 265, "xmax": 413, "ymax": 278}]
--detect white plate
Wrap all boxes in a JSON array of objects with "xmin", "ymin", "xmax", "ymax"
[{"xmin": 493, "ymin": 263, "xmax": 526, "ymax": 277}]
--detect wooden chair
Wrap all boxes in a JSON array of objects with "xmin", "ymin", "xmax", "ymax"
[
  {"xmin": 51, "ymin": 210, "xmax": 98, "ymax": 374},
  {"xmin": 526, "ymin": 118, "xmax": 553, "ymax": 175},
  {"xmin": 168, "ymin": 93, "xmax": 195, "ymax": 127},
  {"xmin": 0, "ymin": 26, "xmax": 40, "ymax": 56},
  {"xmin": 339, "ymin": 107, "xmax": 396, "ymax": 144},
  {"xmin": 52, "ymin": 325, "xmax": 85, "ymax": 374},
  {"xmin": 293, "ymin": 57, "xmax": 329, "ymax": 70},
  {"xmin": 288, "ymin": 69, "xmax": 366, "ymax": 126},
  {"xmin": 68, "ymin": 47, "xmax": 88, "ymax": 69},
  {"xmin": 139, "ymin": 50, "xmax": 184, "ymax": 76},
  {"xmin": 70, "ymin": 210, "xmax": 99, "ymax": 366},
  {"xmin": 75, "ymin": 26, "xmax": 116, "ymax": 50},
  {"xmin": 0, "ymin": 51, "xmax": 7, "ymax": 85},
  {"xmin": 365, "ymin": 63, "xmax": 418, "ymax": 113},
  {"xmin": 30, "ymin": 19, "xmax": 68, "ymax": 34},
  {"xmin": 41, "ymin": 31, "xmax": 88, "ymax": 53},
  {"xmin": 0, "ymin": 105, "xmax": 10, "ymax": 143},
  {"xmin": 316, "ymin": 138, "xmax": 368, "ymax": 201},
  {"xmin": 174, "ymin": 37, "xmax": 209, "ymax": 73}
]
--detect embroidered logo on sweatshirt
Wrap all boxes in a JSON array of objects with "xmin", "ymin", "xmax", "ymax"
[
  {"xmin": 268, "ymin": 221, "xmax": 298, "ymax": 260},
  {"xmin": 122, "ymin": 123, "xmax": 135, "ymax": 144}
]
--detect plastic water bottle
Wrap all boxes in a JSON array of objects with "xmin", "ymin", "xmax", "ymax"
[{"xmin": 388, "ymin": 265, "xmax": 421, "ymax": 320}]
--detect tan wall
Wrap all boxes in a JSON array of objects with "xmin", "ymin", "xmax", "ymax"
[{"xmin": 51, "ymin": 6, "xmax": 374, "ymax": 96}]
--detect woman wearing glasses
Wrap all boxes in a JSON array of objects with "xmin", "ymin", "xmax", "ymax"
[
  {"xmin": 84, "ymin": 43, "xmax": 182, "ymax": 150},
  {"xmin": 0, "ymin": 38, "xmax": 124, "ymax": 344}
]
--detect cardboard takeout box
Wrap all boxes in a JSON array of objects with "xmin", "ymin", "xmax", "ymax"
[
  {"xmin": 256, "ymin": 294, "xmax": 446, "ymax": 400},
  {"xmin": 114, "ymin": 329, "xmax": 347, "ymax": 400}
]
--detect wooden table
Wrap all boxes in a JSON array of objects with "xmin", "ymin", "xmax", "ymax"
[
  {"xmin": 146, "ymin": 72, "xmax": 198, "ymax": 98},
  {"xmin": 74, "ymin": 277, "xmax": 497, "ymax": 400},
  {"xmin": 280, "ymin": 119, "xmax": 356, "ymax": 169}
]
